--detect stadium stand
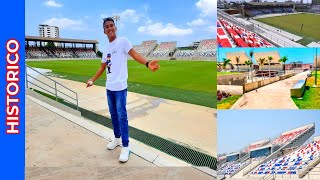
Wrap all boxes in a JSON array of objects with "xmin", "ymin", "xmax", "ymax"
[
  {"xmin": 244, "ymin": 2, "xmax": 294, "ymax": 17},
  {"xmin": 310, "ymin": 5, "xmax": 320, "ymax": 13},
  {"xmin": 219, "ymin": 159, "xmax": 251, "ymax": 175},
  {"xmin": 25, "ymin": 36, "xmax": 99, "ymax": 59},
  {"xmin": 174, "ymin": 50, "xmax": 195, "ymax": 57},
  {"xmin": 150, "ymin": 41, "xmax": 177, "ymax": 57},
  {"xmin": 218, "ymin": 123, "xmax": 316, "ymax": 179},
  {"xmin": 243, "ymin": 139, "xmax": 270, "ymax": 153},
  {"xmin": 132, "ymin": 40, "xmax": 157, "ymax": 56},
  {"xmin": 26, "ymin": 46, "xmax": 97, "ymax": 59},
  {"xmin": 251, "ymin": 139, "xmax": 320, "ymax": 175},
  {"xmin": 26, "ymin": 35, "xmax": 216, "ymax": 60},
  {"xmin": 271, "ymin": 126, "xmax": 310, "ymax": 146},
  {"xmin": 196, "ymin": 39, "xmax": 217, "ymax": 57},
  {"xmin": 174, "ymin": 39, "xmax": 216, "ymax": 59},
  {"xmin": 218, "ymin": 17, "xmax": 273, "ymax": 48}
]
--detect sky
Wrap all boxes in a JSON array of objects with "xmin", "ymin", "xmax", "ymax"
[
  {"xmin": 25, "ymin": 0, "xmax": 216, "ymax": 50},
  {"xmin": 218, "ymin": 48, "xmax": 319, "ymax": 64},
  {"xmin": 218, "ymin": 110, "xmax": 320, "ymax": 154},
  {"xmin": 223, "ymin": 0, "xmax": 311, "ymax": 3}
]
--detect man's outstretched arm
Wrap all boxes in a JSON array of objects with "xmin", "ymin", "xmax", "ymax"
[
  {"xmin": 128, "ymin": 49, "xmax": 160, "ymax": 72},
  {"xmin": 86, "ymin": 63, "xmax": 107, "ymax": 87}
]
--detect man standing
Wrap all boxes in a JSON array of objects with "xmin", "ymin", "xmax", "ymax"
[{"xmin": 86, "ymin": 17, "xmax": 160, "ymax": 162}]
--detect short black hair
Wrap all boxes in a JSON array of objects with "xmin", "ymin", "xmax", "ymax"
[{"xmin": 103, "ymin": 17, "xmax": 115, "ymax": 27}]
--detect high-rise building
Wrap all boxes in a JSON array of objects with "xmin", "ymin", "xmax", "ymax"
[{"xmin": 38, "ymin": 24, "xmax": 59, "ymax": 38}]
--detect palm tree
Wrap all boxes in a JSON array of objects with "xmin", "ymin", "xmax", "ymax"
[
  {"xmin": 235, "ymin": 56, "xmax": 240, "ymax": 72},
  {"xmin": 279, "ymin": 56, "xmax": 289, "ymax": 75},
  {"xmin": 222, "ymin": 58, "xmax": 231, "ymax": 72},
  {"xmin": 268, "ymin": 56, "xmax": 273, "ymax": 77},
  {"xmin": 245, "ymin": 60, "xmax": 253, "ymax": 79},
  {"xmin": 258, "ymin": 58, "xmax": 266, "ymax": 79}
]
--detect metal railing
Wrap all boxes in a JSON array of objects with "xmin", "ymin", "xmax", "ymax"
[
  {"xmin": 298, "ymin": 156, "xmax": 320, "ymax": 179},
  {"xmin": 260, "ymin": 173, "xmax": 274, "ymax": 180},
  {"xmin": 25, "ymin": 65, "xmax": 79, "ymax": 110}
]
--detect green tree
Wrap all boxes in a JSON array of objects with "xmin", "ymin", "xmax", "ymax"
[
  {"xmin": 45, "ymin": 42, "xmax": 55, "ymax": 48},
  {"xmin": 97, "ymin": 51, "xmax": 103, "ymax": 58},
  {"xmin": 279, "ymin": 56, "xmax": 289, "ymax": 75},
  {"xmin": 245, "ymin": 60, "xmax": 253, "ymax": 71},
  {"xmin": 222, "ymin": 58, "xmax": 231, "ymax": 72}
]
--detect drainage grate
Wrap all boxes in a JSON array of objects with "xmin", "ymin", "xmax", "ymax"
[
  {"xmin": 32, "ymin": 89, "xmax": 217, "ymax": 170},
  {"xmin": 78, "ymin": 107, "xmax": 217, "ymax": 170}
]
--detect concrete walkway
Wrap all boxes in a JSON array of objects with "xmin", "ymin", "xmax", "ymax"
[
  {"xmin": 27, "ymin": 75, "xmax": 217, "ymax": 157},
  {"xmin": 26, "ymin": 98, "xmax": 214, "ymax": 180},
  {"xmin": 218, "ymin": 85, "xmax": 243, "ymax": 95},
  {"xmin": 231, "ymin": 71, "xmax": 308, "ymax": 109}
]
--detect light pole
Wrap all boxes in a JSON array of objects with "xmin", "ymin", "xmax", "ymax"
[{"xmin": 113, "ymin": 15, "xmax": 120, "ymax": 27}]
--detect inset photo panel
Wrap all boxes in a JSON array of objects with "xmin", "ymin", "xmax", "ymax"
[
  {"xmin": 217, "ymin": 47, "xmax": 319, "ymax": 110},
  {"xmin": 218, "ymin": 110, "xmax": 320, "ymax": 179},
  {"xmin": 217, "ymin": 2, "xmax": 320, "ymax": 48}
]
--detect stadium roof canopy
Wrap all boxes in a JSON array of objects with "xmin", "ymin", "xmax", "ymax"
[
  {"xmin": 25, "ymin": 35, "xmax": 98, "ymax": 44},
  {"xmin": 246, "ymin": 2, "xmax": 295, "ymax": 6}
]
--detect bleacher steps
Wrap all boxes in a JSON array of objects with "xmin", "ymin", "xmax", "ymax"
[{"xmin": 299, "ymin": 156, "xmax": 320, "ymax": 178}]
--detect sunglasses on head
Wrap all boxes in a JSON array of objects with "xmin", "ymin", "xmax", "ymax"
[{"xmin": 103, "ymin": 17, "xmax": 114, "ymax": 23}]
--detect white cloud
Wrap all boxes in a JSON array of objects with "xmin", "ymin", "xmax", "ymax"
[
  {"xmin": 119, "ymin": 9, "xmax": 140, "ymax": 23},
  {"xmin": 196, "ymin": 0, "xmax": 216, "ymax": 18},
  {"xmin": 187, "ymin": 18, "xmax": 208, "ymax": 26},
  {"xmin": 138, "ymin": 23, "xmax": 193, "ymax": 36},
  {"xmin": 44, "ymin": 0, "xmax": 63, "ymax": 8},
  {"xmin": 43, "ymin": 18, "xmax": 83, "ymax": 30},
  {"xmin": 100, "ymin": 9, "xmax": 140, "ymax": 23}
]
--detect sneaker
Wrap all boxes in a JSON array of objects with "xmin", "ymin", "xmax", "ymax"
[
  {"xmin": 107, "ymin": 138, "xmax": 122, "ymax": 150},
  {"xmin": 119, "ymin": 147, "xmax": 130, "ymax": 162}
]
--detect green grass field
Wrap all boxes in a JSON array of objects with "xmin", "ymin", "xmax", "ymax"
[
  {"xmin": 27, "ymin": 60, "xmax": 216, "ymax": 108},
  {"xmin": 256, "ymin": 13, "xmax": 320, "ymax": 45},
  {"xmin": 292, "ymin": 71, "xmax": 320, "ymax": 109}
]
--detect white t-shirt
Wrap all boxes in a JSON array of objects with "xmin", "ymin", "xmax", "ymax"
[{"xmin": 101, "ymin": 37, "xmax": 132, "ymax": 91}]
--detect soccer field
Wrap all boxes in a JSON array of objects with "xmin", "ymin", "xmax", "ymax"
[
  {"xmin": 256, "ymin": 13, "xmax": 320, "ymax": 45},
  {"xmin": 27, "ymin": 60, "xmax": 216, "ymax": 108}
]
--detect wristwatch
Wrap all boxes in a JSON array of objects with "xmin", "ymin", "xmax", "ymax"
[{"xmin": 146, "ymin": 60, "xmax": 151, "ymax": 68}]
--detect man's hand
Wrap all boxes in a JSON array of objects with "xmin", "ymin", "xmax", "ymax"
[
  {"xmin": 148, "ymin": 60, "xmax": 160, "ymax": 72},
  {"xmin": 86, "ymin": 79, "xmax": 94, "ymax": 88}
]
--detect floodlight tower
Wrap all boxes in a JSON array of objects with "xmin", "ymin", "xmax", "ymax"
[{"xmin": 113, "ymin": 15, "xmax": 120, "ymax": 27}]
